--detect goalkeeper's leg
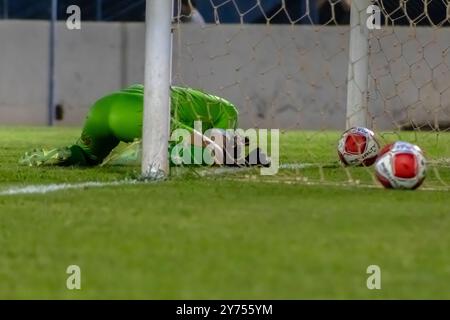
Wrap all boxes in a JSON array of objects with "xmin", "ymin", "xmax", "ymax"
[{"xmin": 19, "ymin": 95, "xmax": 125, "ymax": 167}]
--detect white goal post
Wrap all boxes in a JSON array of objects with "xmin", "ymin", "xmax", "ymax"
[
  {"xmin": 346, "ymin": 0, "xmax": 370, "ymax": 129},
  {"xmin": 141, "ymin": 0, "xmax": 173, "ymax": 179}
]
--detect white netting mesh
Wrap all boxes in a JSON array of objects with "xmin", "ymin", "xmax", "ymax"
[
  {"xmin": 172, "ymin": 0, "xmax": 450, "ymax": 188},
  {"xmin": 369, "ymin": 1, "xmax": 450, "ymax": 130}
]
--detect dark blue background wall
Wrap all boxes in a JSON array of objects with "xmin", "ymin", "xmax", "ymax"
[{"xmin": 0, "ymin": 0, "xmax": 447, "ymax": 25}]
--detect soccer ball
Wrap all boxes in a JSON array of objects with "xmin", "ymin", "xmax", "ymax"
[
  {"xmin": 337, "ymin": 127, "xmax": 380, "ymax": 166},
  {"xmin": 375, "ymin": 141, "xmax": 426, "ymax": 190}
]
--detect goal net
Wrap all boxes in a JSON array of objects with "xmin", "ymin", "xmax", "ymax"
[{"xmin": 166, "ymin": 0, "xmax": 450, "ymax": 188}]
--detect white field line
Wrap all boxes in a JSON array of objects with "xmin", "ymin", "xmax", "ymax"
[
  {"xmin": 0, "ymin": 165, "xmax": 309, "ymax": 196},
  {"xmin": 0, "ymin": 180, "xmax": 141, "ymax": 196},
  {"xmin": 200, "ymin": 163, "xmax": 450, "ymax": 192},
  {"xmin": 220, "ymin": 176, "xmax": 450, "ymax": 192},
  {"xmin": 194, "ymin": 163, "xmax": 319, "ymax": 176},
  {"xmin": 0, "ymin": 162, "xmax": 448, "ymax": 196}
]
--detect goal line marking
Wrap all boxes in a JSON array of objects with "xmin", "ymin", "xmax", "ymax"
[
  {"xmin": 0, "ymin": 180, "xmax": 142, "ymax": 196},
  {"xmin": 218, "ymin": 176, "xmax": 450, "ymax": 192},
  {"xmin": 0, "ymin": 163, "xmax": 448, "ymax": 196},
  {"xmin": 0, "ymin": 163, "xmax": 312, "ymax": 196}
]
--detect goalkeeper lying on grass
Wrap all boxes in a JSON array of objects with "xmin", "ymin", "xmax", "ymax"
[{"xmin": 20, "ymin": 85, "xmax": 269, "ymax": 167}]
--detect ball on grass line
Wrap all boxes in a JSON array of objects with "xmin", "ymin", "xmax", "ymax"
[{"xmin": 375, "ymin": 141, "xmax": 427, "ymax": 190}]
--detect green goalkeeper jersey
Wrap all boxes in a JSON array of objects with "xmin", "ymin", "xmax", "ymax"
[{"xmin": 63, "ymin": 84, "xmax": 238, "ymax": 165}]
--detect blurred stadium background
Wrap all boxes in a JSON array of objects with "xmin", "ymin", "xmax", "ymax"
[{"xmin": 1, "ymin": 0, "xmax": 449, "ymax": 130}]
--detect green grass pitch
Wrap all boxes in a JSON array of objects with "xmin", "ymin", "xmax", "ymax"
[{"xmin": 0, "ymin": 127, "xmax": 449, "ymax": 299}]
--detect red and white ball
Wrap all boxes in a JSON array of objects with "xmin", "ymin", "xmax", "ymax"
[
  {"xmin": 375, "ymin": 141, "xmax": 426, "ymax": 190},
  {"xmin": 337, "ymin": 127, "xmax": 380, "ymax": 166}
]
